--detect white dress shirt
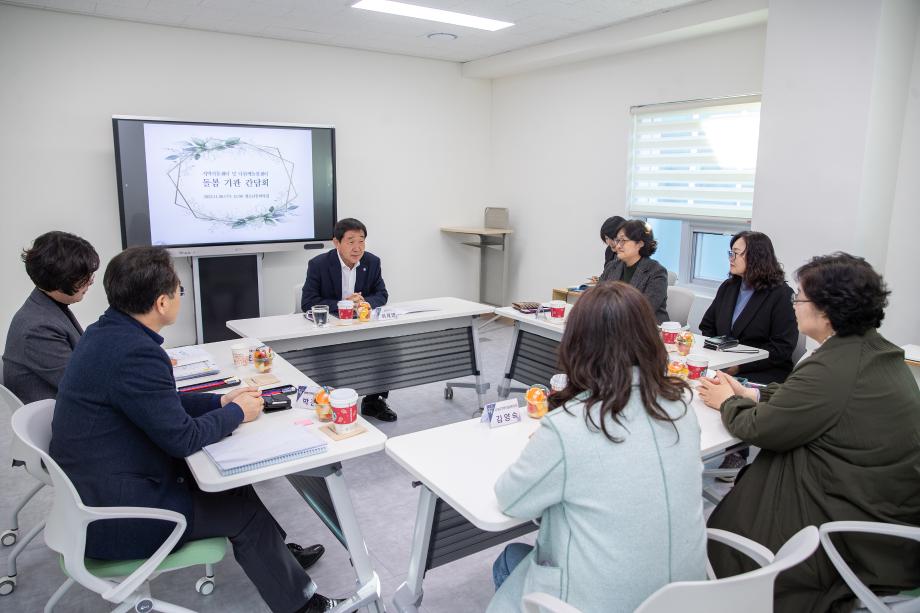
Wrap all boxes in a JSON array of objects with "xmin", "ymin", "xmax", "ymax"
[{"xmin": 338, "ymin": 252, "xmax": 360, "ymax": 300}]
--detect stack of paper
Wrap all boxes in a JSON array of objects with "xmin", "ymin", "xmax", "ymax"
[{"xmin": 166, "ymin": 346, "xmax": 219, "ymax": 381}]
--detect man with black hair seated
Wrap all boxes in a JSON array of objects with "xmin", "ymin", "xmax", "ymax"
[
  {"xmin": 50, "ymin": 247, "xmax": 341, "ymax": 613},
  {"xmin": 301, "ymin": 217, "xmax": 396, "ymax": 421},
  {"xmin": 3, "ymin": 231, "xmax": 99, "ymax": 403}
]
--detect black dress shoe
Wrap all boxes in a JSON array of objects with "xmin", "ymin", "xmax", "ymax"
[
  {"xmin": 297, "ymin": 593, "xmax": 346, "ymax": 613},
  {"xmin": 361, "ymin": 397, "xmax": 397, "ymax": 422},
  {"xmin": 287, "ymin": 542, "xmax": 325, "ymax": 570}
]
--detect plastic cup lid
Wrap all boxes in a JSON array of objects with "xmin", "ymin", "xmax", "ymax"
[{"xmin": 329, "ymin": 388, "xmax": 358, "ymax": 405}]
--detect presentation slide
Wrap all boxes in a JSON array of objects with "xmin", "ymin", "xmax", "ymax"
[{"xmin": 142, "ymin": 123, "xmax": 315, "ymax": 246}]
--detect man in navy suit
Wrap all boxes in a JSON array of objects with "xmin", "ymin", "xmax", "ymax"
[
  {"xmin": 51, "ymin": 247, "xmax": 341, "ymax": 613},
  {"xmin": 301, "ymin": 218, "xmax": 396, "ymax": 421}
]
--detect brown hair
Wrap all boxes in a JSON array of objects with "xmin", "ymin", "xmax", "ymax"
[{"xmin": 549, "ymin": 281, "xmax": 688, "ymax": 442}]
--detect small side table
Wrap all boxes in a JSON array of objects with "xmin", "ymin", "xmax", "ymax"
[{"xmin": 440, "ymin": 227, "xmax": 513, "ymax": 307}]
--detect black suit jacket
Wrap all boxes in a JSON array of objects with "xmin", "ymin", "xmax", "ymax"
[
  {"xmin": 301, "ymin": 249, "xmax": 389, "ymax": 314},
  {"xmin": 699, "ymin": 276, "xmax": 798, "ymax": 384}
]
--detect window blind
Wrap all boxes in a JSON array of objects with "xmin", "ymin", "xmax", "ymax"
[{"xmin": 628, "ymin": 96, "xmax": 761, "ymax": 221}]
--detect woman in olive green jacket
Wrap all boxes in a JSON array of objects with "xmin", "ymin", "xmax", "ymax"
[{"xmin": 699, "ymin": 253, "xmax": 920, "ymax": 612}]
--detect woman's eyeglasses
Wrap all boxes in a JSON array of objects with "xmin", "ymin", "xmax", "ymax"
[
  {"xmin": 612, "ymin": 238, "xmax": 634, "ymax": 246},
  {"xmin": 178, "ymin": 285, "xmax": 185, "ymax": 297},
  {"xmin": 791, "ymin": 292, "xmax": 811, "ymax": 305},
  {"xmin": 727, "ymin": 250, "xmax": 746, "ymax": 260}
]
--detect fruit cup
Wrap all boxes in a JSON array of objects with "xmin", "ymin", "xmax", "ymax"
[
  {"xmin": 253, "ymin": 346, "xmax": 273, "ymax": 373},
  {"xmin": 314, "ymin": 387, "xmax": 334, "ymax": 422},
  {"xmin": 525, "ymin": 385, "xmax": 549, "ymax": 419},
  {"xmin": 676, "ymin": 331, "xmax": 694, "ymax": 356}
]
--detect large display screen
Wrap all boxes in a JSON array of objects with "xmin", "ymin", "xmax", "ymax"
[{"xmin": 113, "ymin": 117, "xmax": 336, "ymax": 255}]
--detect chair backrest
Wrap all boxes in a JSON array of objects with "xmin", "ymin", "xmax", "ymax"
[
  {"xmin": 485, "ymin": 207, "xmax": 510, "ymax": 229},
  {"xmin": 0, "ymin": 383, "xmax": 24, "ymax": 415},
  {"xmin": 667, "ymin": 286, "xmax": 696, "ymax": 326},
  {"xmin": 9, "ymin": 397, "xmax": 53, "ymax": 485},
  {"xmin": 635, "ymin": 526, "xmax": 819, "ymax": 613},
  {"xmin": 667, "ymin": 270, "xmax": 678, "ymax": 286},
  {"xmin": 522, "ymin": 526, "xmax": 819, "ymax": 613},
  {"xmin": 819, "ymin": 521, "xmax": 920, "ymax": 613},
  {"xmin": 791, "ymin": 332, "xmax": 807, "ymax": 364},
  {"xmin": 293, "ymin": 282, "xmax": 303, "ymax": 314}
]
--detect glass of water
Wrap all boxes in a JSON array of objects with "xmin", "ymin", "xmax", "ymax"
[{"xmin": 311, "ymin": 305, "xmax": 329, "ymax": 328}]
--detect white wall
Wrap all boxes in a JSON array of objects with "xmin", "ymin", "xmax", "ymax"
[
  {"xmin": 0, "ymin": 5, "xmax": 491, "ymax": 349},
  {"xmin": 489, "ymin": 25, "xmax": 767, "ymax": 313},
  {"xmin": 883, "ymin": 19, "xmax": 920, "ymax": 345},
  {"xmin": 753, "ymin": 0, "xmax": 919, "ymax": 345}
]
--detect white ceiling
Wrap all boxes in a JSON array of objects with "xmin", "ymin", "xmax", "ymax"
[{"xmin": 2, "ymin": 0, "xmax": 709, "ymax": 63}]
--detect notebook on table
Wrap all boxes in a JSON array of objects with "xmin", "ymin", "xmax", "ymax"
[{"xmin": 203, "ymin": 426, "xmax": 328, "ymax": 476}]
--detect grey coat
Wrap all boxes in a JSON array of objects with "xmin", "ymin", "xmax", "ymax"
[
  {"xmin": 487, "ymin": 379, "xmax": 707, "ymax": 613},
  {"xmin": 599, "ymin": 256, "xmax": 669, "ymax": 323},
  {"xmin": 2, "ymin": 288, "xmax": 83, "ymax": 403}
]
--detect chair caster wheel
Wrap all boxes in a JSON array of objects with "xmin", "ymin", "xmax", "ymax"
[
  {"xmin": 0, "ymin": 530, "xmax": 16, "ymax": 547},
  {"xmin": 195, "ymin": 577, "xmax": 215, "ymax": 595},
  {"xmin": 444, "ymin": 387, "xmax": 453, "ymax": 400},
  {"xmin": 0, "ymin": 576, "xmax": 16, "ymax": 596}
]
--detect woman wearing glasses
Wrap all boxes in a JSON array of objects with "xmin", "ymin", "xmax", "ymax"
[
  {"xmin": 698, "ymin": 253, "xmax": 920, "ymax": 612},
  {"xmin": 599, "ymin": 220, "xmax": 669, "ymax": 323},
  {"xmin": 697, "ymin": 231, "xmax": 799, "ymax": 474}
]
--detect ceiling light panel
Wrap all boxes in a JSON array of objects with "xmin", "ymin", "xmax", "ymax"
[{"xmin": 352, "ymin": 0, "xmax": 514, "ymax": 32}]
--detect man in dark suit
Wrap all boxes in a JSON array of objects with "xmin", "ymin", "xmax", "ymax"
[
  {"xmin": 50, "ymin": 247, "xmax": 341, "ymax": 613},
  {"xmin": 3, "ymin": 231, "xmax": 98, "ymax": 403},
  {"xmin": 301, "ymin": 218, "xmax": 396, "ymax": 421}
]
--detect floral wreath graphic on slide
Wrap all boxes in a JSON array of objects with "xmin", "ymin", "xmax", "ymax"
[{"xmin": 165, "ymin": 137, "xmax": 299, "ymax": 229}]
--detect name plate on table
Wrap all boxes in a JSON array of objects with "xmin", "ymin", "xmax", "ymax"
[
  {"xmin": 480, "ymin": 399, "xmax": 522, "ymax": 429},
  {"xmin": 373, "ymin": 307, "xmax": 399, "ymax": 321}
]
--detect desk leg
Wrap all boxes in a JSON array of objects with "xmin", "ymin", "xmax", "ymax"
[
  {"xmin": 392, "ymin": 486, "xmax": 438, "ymax": 613},
  {"xmin": 470, "ymin": 317, "xmax": 489, "ymax": 409},
  {"xmin": 497, "ymin": 322, "xmax": 522, "ymax": 399}
]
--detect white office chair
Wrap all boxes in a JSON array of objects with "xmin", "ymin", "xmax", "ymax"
[
  {"xmin": 1, "ymin": 383, "xmax": 45, "ymax": 597},
  {"xmin": 522, "ymin": 526, "xmax": 819, "ymax": 613},
  {"xmin": 10, "ymin": 400, "xmax": 227, "ymax": 613},
  {"xmin": 791, "ymin": 332, "xmax": 807, "ymax": 364},
  {"xmin": 667, "ymin": 286, "xmax": 695, "ymax": 327},
  {"xmin": 667, "ymin": 270, "xmax": 678, "ymax": 286},
  {"xmin": 293, "ymin": 282, "xmax": 304, "ymax": 314},
  {"xmin": 819, "ymin": 521, "xmax": 920, "ymax": 613}
]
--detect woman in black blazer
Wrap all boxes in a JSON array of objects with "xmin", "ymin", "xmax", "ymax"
[
  {"xmin": 699, "ymin": 231, "xmax": 798, "ymax": 473},
  {"xmin": 599, "ymin": 220, "xmax": 669, "ymax": 323}
]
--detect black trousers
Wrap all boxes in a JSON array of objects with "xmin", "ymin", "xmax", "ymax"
[{"xmin": 186, "ymin": 485, "xmax": 315, "ymax": 613}]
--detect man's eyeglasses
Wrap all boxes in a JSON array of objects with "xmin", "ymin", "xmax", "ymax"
[
  {"xmin": 791, "ymin": 292, "xmax": 811, "ymax": 305},
  {"xmin": 727, "ymin": 250, "xmax": 746, "ymax": 260}
]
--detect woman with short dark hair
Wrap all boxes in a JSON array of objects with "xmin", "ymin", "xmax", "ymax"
[
  {"xmin": 487, "ymin": 282, "xmax": 706, "ymax": 613},
  {"xmin": 599, "ymin": 215, "xmax": 626, "ymax": 267},
  {"xmin": 2, "ymin": 231, "xmax": 99, "ymax": 403},
  {"xmin": 698, "ymin": 253, "xmax": 920, "ymax": 612},
  {"xmin": 599, "ymin": 220, "xmax": 669, "ymax": 322}
]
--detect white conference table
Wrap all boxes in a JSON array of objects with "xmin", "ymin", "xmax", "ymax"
[
  {"xmin": 493, "ymin": 305, "xmax": 771, "ymax": 397},
  {"xmin": 183, "ymin": 339, "xmax": 387, "ymax": 613},
  {"xmin": 227, "ymin": 297, "xmax": 496, "ymax": 408},
  {"xmin": 384, "ymin": 392, "xmax": 739, "ymax": 612}
]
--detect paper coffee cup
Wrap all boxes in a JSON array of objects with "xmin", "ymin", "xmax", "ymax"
[
  {"xmin": 330, "ymin": 388, "xmax": 359, "ymax": 434},
  {"xmin": 231, "ymin": 344, "xmax": 248, "ymax": 367},
  {"xmin": 550, "ymin": 300, "xmax": 566, "ymax": 319},
  {"xmin": 337, "ymin": 300, "xmax": 355, "ymax": 324},
  {"xmin": 661, "ymin": 321, "xmax": 681, "ymax": 345},
  {"xmin": 686, "ymin": 355, "xmax": 709, "ymax": 380}
]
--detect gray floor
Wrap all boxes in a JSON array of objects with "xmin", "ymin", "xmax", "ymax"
[{"xmin": 0, "ymin": 319, "xmax": 731, "ymax": 612}]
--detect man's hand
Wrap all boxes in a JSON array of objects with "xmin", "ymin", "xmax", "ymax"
[
  {"xmin": 698, "ymin": 371, "xmax": 756, "ymax": 409},
  {"xmin": 222, "ymin": 387, "xmax": 264, "ymax": 422},
  {"xmin": 221, "ymin": 386, "xmax": 261, "ymax": 407},
  {"xmin": 346, "ymin": 292, "xmax": 363, "ymax": 302}
]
